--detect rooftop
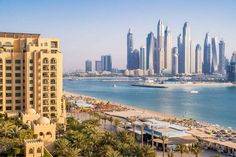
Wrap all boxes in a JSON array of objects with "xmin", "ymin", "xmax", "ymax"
[{"xmin": 0, "ymin": 32, "xmax": 40, "ymax": 38}]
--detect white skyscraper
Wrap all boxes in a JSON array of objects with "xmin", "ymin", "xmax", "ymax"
[
  {"xmin": 190, "ymin": 40, "xmax": 195, "ymax": 73},
  {"xmin": 172, "ymin": 47, "xmax": 178, "ymax": 75},
  {"xmin": 157, "ymin": 20, "xmax": 165, "ymax": 74},
  {"xmin": 146, "ymin": 32, "xmax": 155, "ymax": 71},
  {"xmin": 139, "ymin": 46, "xmax": 146, "ymax": 71},
  {"xmin": 195, "ymin": 44, "xmax": 202, "ymax": 74},
  {"xmin": 182, "ymin": 22, "xmax": 191, "ymax": 74},
  {"xmin": 164, "ymin": 26, "xmax": 172, "ymax": 73},
  {"xmin": 203, "ymin": 33, "xmax": 212, "ymax": 74},
  {"xmin": 219, "ymin": 40, "xmax": 226, "ymax": 75},
  {"xmin": 211, "ymin": 37, "xmax": 219, "ymax": 73},
  {"xmin": 177, "ymin": 34, "xmax": 184, "ymax": 73}
]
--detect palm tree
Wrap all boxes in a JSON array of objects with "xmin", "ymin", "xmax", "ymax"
[
  {"xmin": 113, "ymin": 119, "xmax": 121, "ymax": 132},
  {"xmin": 106, "ymin": 149, "xmax": 122, "ymax": 157},
  {"xmin": 140, "ymin": 124, "xmax": 144, "ymax": 146},
  {"xmin": 158, "ymin": 136, "xmax": 168, "ymax": 157},
  {"xmin": 191, "ymin": 146, "xmax": 202, "ymax": 157},
  {"xmin": 167, "ymin": 151, "xmax": 174, "ymax": 157},
  {"xmin": 0, "ymin": 121, "xmax": 14, "ymax": 137},
  {"xmin": 65, "ymin": 147, "xmax": 80, "ymax": 157},
  {"xmin": 131, "ymin": 121, "xmax": 136, "ymax": 141},
  {"xmin": 9, "ymin": 126, "xmax": 22, "ymax": 138},
  {"xmin": 54, "ymin": 138, "xmax": 70, "ymax": 156},
  {"xmin": 141, "ymin": 145, "xmax": 156, "ymax": 157},
  {"xmin": 176, "ymin": 144, "xmax": 187, "ymax": 157},
  {"xmin": 151, "ymin": 125, "xmax": 154, "ymax": 147}
]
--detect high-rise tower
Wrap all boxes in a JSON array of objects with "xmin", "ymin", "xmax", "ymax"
[
  {"xmin": 203, "ymin": 33, "xmax": 212, "ymax": 74},
  {"xmin": 157, "ymin": 20, "xmax": 165, "ymax": 74},
  {"xmin": 172, "ymin": 47, "xmax": 178, "ymax": 75},
  {"xmin": 182, "ymin": 22, "xmax": 191, "ymax": 74},
  {"xmin": 177, "ymin": 34, "xmax": 183, "ymax": 73},
  {"xmin": 127, "ymin": 29, "xmax": 133, "ymax": 70},
  {"xmin": 211, "ymin": 37, "xmax": 219, "ymax": 73},
  {"xmin": 139, "ymin": 46, "xmax": 146, "ymax": 71},
  {"xmin": 146, "ymin": 32, "xmax": 155, "ymax": 71},
  {"xmin": 195, "ymin": 44, "xmax": 202, "ymax": 74},
  {"xmin": 164, "ymin": 26, "xmax": 172, "ymax": 73},
  {"xmin": 219, "ymin": 40, "xmax": 226, "ymax": 75}
]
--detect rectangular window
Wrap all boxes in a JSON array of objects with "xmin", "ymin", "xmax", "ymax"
[
  {"xmin": 15, "ymin": 80, "xmax": 21, "ymax": 83},
  {"xmin": 15, "ymin": 60, "xmax": 21, "ymax": 64},
  {"xmin": 30, "ymin": 87, "xmax": 33, "ymax": 91},
  {"xmin": 30, "ymin": 94, "xmax": 33, "ymax": 98},
  {"xmin": 15, "ymin": 86, "xmax": 21, "ymax": 90},
  {"xmin": 6, "ymin": 93, "xmax": 12, "ymax": 97},
  {"xmin": 6, "ymin": 80, "xmax": 11, "ymax": 84},
  {"xmin": 6, "ymin": 73, "xmax": 11, "ymax": 77},
  {"xmin": 15, "ymin": 106, "xmax": 21, "ymax": 110},
  {"xmin": 15, "ymin": 100, "xmax": 21, "ymax": 104},
  {"xmin": 6, "ymin": 66, "xmax": 11, "ymax": 70},
  {"xmin": 15, "ymin": 93, "xmax": 21, "ymax": 97},
  {"xmin": 6, "ymin": 86, "xmax": 11, "ymax": 90},
  {"xmin": 30, "ymin": 80, "xmax": 33, "ymax": 84},
  {"xmin": 15, "ymin": 73, "xmax": 21, "ymax": 77},
  {"xmin": 30, "ymin": 59, "xmax": 33, "ymax": 63},
  {"xmin": 6, "ymin": 106, "xmax": 12, "ymax": 110},
  {"xmin": 6, "ymin": 60, "xmax": 11, "ymax": 64},
  {"xmin": 6, "ymin": 100, "xmax": 12, "ymax": 104},
  {"xmin": 29, "ymin": 73, "xmax": 33, "ymax": 77},
  {"xmin": 15, "ymin": 66, "xmax": 21, "ymax": 70},
  {"xmin": 30, "ymin": 66, "xmax": 33, "ymax": 70}
]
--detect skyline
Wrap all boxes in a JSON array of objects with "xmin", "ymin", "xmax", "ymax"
[{"xmin": 1, "ymin": 0, "xmax": 236, "ymax": 72}]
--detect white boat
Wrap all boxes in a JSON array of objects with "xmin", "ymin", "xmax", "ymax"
[
  {"xmin": 190, "ymin": 90, "xmax": 199, "ymax": 94},
  {"xmin": 113, "ymin": 84, "xmax": 117, "ymax": 87}
]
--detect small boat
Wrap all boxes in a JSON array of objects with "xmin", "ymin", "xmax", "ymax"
[
  {"xmin": 190, "ymin": 90, "xmax": 199, "ymax": 94},
  {"xmin": 113, "ymin": 84, "xmax": 117, "ymax": 87}
]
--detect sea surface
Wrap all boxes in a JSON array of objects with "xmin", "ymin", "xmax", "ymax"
[{"xmin": 63, "ymin": 78, "xmax": 236, "ymax": 129}]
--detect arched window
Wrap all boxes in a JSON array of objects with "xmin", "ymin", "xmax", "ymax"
[
  {"xmin": 46, "ymin": 132, "xmax": 52, "ymax": 137},
  {"xmin": 43, "ymin": 58, "xmax": 48, "ymax": 64},
  {"xmin": 29, "ymin": 148, "xmax": 33, "ymax": 154},
  {"xmin": 37, "ymin": 147, "xmax": 41, "ymax": 153},
  {"xmin": 50, "ymin": 58, "xmax": 56, "ymax": 64},
  {"xmin": 39, "ymin": 132, "xmax": 44, "ymax": 136}
]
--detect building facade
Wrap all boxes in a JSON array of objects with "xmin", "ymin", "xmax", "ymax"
[
  {"xmin": 211, "ymin": 37, "xmax": 219, "ymax": 73},
  {"xmin": 172, "ymin": 47, "xmax": 178, "ymax": 75},
  {"xmin": 157, "ymin": 20, "xmax": 165, "ymax": 74},
  {"xmin": 139, "ymin": 46, "xmax": 146, "ymax": 71},
  {"xmin": 146, "ymin": 32, "xmax": 155, "ymax": 71},
  {"xmin": 203, "ymin": 33, "xmax": 212, "ymax": 74},
  {"xmin": 95, "ymin": 60, "xmax": 102, "ymax": 72},
  {"xmin": 219, "ymin": 40, "xmax": 225, "ymax": 75},
  {"xmin": 101, "ymin": 55, "xmax": 112, "ymax": 72},
  {"xmin": 85, "ymin": 60, "xmax": 92, "ymax": 72},
  {"xmin": 127, "ymin": 29, "xmax": 133, "ymax": 70},
  {"xmin": 164, "ymin": 26, "xmax": 172, "ymax": 73},
  {"xmin": 182, "ymin": 22, "xmax": 191, "ymax": 74},
  {"xmin": 0, "ymin": 32, "xmax": 65, "ymax": 122},
  {"xmin": 227, "ymin": 52, "xmax": 236, "ymax": 83},
  {"xmin": 195, "ymin": 44, "xmax": 202, "ymax": 74}
]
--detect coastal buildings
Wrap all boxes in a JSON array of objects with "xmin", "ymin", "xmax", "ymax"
[
  {"xmin": 127, "ymin": 28, "xmax": 133, "ymax": 70},
  {"xmin": 157, "ymin": 20, "xmax": 165, "ymax": 74},
  {"xmin": 130, "ymin": 49, "xmax": 139, "ymax": 70},
  {"xmin": 227, "ymin": 52, "xmax": 236, "ymax": 83},
  {"xmin": 211, "ymin": 37, "xmax": 219, "ymax": 73},
  {"xmin": 95, "ymin": 60, "xmax": 102, "ymax": 72},
  {"xmin": 182, "ymin": 22, "xmax": 191, "ymax": 74},
  {"xmin": 0, "ymin": 32, "xmax": 65, "ymax": 123},
  {"xmin": 85, "ymin": 60, "xmax": 92, "ymax": 72},
  {"xmin": 139, "ymin": 46, "xmax": 146, "ymax": 71},
  {"xmin": 219, "ymin": 40, "xmax": 226, "ymax": 75},
  {"xmin": 177, "ymin": 34, "xmax": 183, "ymax": 74},
  {"xmin": 190, "ymin": 40, "xmax": 195, "ymax": 73},
  {"xmin": 172, "ymin": 47, "xmax": 178, "ymax": 75},
  {"xmin": 164, "ymin": 26, "xmax": 172, "ymax": 73},
  {"xmin": 203, "ymin": 33, "xmax": 212, "ymax": 74},
  {"xmin": 101, "ymin": 55, "xmax": 112, "ymax": 72},
  {"xmin": 195, "ymin": 44, "xmax": 202, "ymax": 74},
  {"xmin": 146, "ymin": 32, "xmax": 155, "ymax": 71}
]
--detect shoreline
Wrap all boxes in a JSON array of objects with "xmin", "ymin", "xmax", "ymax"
[{"xmin": 63, "ymin": 90, "xmax": 231, "ymax": 132}]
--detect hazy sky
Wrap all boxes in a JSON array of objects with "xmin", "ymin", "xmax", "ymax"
[{"xmin": 0, "ymin": 0, "xmax": 236, "ymax": 72}]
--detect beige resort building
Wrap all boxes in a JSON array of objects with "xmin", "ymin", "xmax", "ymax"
[{"xmin": 0, "ymin": 32, "xmax": 65, "ymax": 123}]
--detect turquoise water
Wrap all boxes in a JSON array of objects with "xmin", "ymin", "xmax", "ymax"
[{"xmin": 63, "ymin": 78, "xmax": 236, "ymax": 129}]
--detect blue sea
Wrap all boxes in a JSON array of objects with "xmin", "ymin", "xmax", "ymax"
[{"xmin": 63, "ymin": 78, "xmax": 236, "ymax": 129}]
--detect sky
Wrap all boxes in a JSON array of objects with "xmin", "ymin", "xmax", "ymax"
[{"xmin": 0, "ymin": 0, "xmax": 236, "ymax": 72}]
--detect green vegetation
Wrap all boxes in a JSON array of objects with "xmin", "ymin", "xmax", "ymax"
[
  {"xmin": 0, "ymin": 113, "xmax": 34, "ymax": 156},
  {"xmin": 54, "ymin": 117, "xmax": 157, "ymax": 157}
]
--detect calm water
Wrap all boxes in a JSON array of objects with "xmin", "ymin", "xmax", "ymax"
[{"xmin": 63, "ymin": 78, "xmax": 236, "ymax": 129}]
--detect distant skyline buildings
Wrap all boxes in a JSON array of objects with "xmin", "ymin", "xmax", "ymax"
[
  {"xmin": 85, "ymin": 60, "xmax": 92, "ymax": 72},
  {"xmin": 126, "ymin": 20, "xmax": 229, "ymax": 76},
  {"xmin": 84, "ymin": 55, "xmax": 112, "ymax": 72}
]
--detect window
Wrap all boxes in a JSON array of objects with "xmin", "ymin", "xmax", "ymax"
[
  {"xmin": 15, "ymin": 106, "xmax": 21, "ymax": 110},
  {"xmin": 6, "ymin": 106, "xmax": 12, "ymax": 110},
  {"xmin": 51, "ymin": 79, "xmax": 56, "ymax": 84},
  {"xmin": 30, "ymin": 66, "xmax": 33, "ymax": 70},
  {"xmin": 29, "ymin": 73, "xmax": 33, "ymax": 77},
  {"xmin": 15, "ymin": 80, "xmax": 21, "ymax": 83},
  {"xmin": 6, "ymin": 66, "xmax": 11, "ymax": 70},
  {"xmin": 29, "ymin": 59, "xmax": 33, "ymax": 63},
  {"xmin": 6, "ymin": 100, "xmax": 12, "ymax": 104},
  {"xmin": 6, "ymin": 86, "xmax": 11, "ymax": 90},
  {"xmin": 51, "ymin": 58, "xmax": 56, "ymax": 64},
  {"xmin": 6, "ymin": 80, "xmax": 11, "ymax": 84},
  {"xmin": 30, "ymin": 87, "xmax": 33, "ymax": 91},
  {"xmin": 15, "ymin": 66, "xmax": 21, "ymax": 70},
  {"xmin": 15, "ymin": 73, "xmax": 21, "ymax": 77},
  {"xmin": 15, "ymin": 60, "xmax": 21, "ymax": 64},
  {"xmin": 51, "ymin": 41, "xmax": 58, "ymax": 48},
  {"xmin": 15, "ymin": 100, "xmax": 21, "ymax": 104},
  {"xmin": 6, "ymin": 93, "xmax": 12, "ymax": 97},
  {"xmin": 30, "ymin": 80, "xmax": 33, "ymax": 84},
  {"xmin": 30, "ymin": 94, "xmax": 33, "ymax": 98},
  {"xmin": 29, "ymin": 148, "xmax": 33, "ymax": 154},
  {"xmin": 6, "ymin": 73, "xmax": 11, "ymax": 77},
  {"xmin": 15, "ymin": 86, "xmax": 21, "ymax": 90},
  {"xmin": 44, "ymin": 42, "xmax": 48, "ymax": 46},
  {"xmin": 43, "ymin": 58, "xmax": 48, "ymax": 64},
  {"xmin": 37, "ymin": 148, "xmax": 41, "ymax": 153},
  {"xmin": 15, "ymin": 93, "xmax": 21, "ymax": 97},
  {"xmin": 6, "ymin": 60, "xmax": 11, "ymax": 64}
]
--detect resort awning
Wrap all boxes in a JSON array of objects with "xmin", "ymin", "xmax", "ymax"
[{"xmin": 153, "ymin": 135, "xmax": 197, "ymax": 145}]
